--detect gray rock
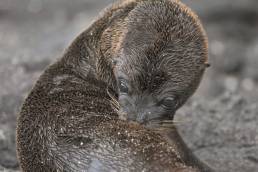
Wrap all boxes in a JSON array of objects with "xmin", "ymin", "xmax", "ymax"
[{"xmin": 176, "ymin": 92, "xmax": 258, "ymax": 172}]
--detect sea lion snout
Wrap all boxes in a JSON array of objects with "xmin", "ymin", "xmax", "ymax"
[{"xmin": 118, "ymin": 94, "xmax": 176, "ymax": 125}]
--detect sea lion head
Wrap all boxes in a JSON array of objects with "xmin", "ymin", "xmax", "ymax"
[{"xmin": 110, "ymin": 1, "xmax": 209, "ymax": 125}]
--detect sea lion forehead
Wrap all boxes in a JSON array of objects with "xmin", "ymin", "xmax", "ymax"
[{"xmin": 136, "ymin": 68, "xmax": 169, "ymax": 92}]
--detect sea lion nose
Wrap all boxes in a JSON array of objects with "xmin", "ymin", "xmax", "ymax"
[{"xmin": 136, "ymin": 111, "xmax": 149, "ymax": 124}]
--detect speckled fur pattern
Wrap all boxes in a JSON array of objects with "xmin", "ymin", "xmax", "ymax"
[{"xmin": 16, "ymin": 0, "xmax": 212, "ymax": 171}]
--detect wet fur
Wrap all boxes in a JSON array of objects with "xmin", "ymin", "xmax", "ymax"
[{"xmin": 17, "ymin": 0, "xmax": 212, "ymax": 171}]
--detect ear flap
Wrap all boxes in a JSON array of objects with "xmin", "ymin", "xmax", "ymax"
[{"xmin": 205, "ymin": 62, "xmax": 211, "ymax": 68}]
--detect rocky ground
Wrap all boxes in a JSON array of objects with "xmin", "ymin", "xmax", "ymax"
[{"xmin": 0, "ymin": 0, "xmax": 258, "ymax": 171}]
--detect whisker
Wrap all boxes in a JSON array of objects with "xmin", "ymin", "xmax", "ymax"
[
  {"xmin": 109, "ymin": 100, "xmax": 120, "ymax": 110},
  {"xmin": 106, "ymin": 88, "xmax": 120, "ymax": 110},
  {"xmin": 147, "ymin": 118, "xmax": 190, "ymax": 130},
  {"xmin": 161, "ymin": 120, "xmax": 188, "ymax": 124}
]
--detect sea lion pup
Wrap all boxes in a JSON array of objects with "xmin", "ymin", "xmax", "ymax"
[{"xmin": 16, "ymin": 0, "xmax": 212, "ymax": 171}]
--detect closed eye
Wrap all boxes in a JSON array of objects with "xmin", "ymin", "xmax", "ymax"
[
  {"xmin": 158, "ymin": 97, "xmax": 177, "ymax": 110},
  {"xmin": 118, "ymin": 78, "xmax": 129, "ymax": 94}
]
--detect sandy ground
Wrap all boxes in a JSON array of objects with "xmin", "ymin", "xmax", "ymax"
[{"xmin": 0, "ymin": 0, "xmax": 258, "ymax": 171}]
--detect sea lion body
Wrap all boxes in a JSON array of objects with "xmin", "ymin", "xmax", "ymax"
[{"xmin": 16, "ymin": 0, "xmax": 212, "ymax": 171}]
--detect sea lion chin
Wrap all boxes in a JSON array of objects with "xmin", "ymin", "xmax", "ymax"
[{"xmin": 16, "ymin": 0, "xmax": 213, "ymax": 171}]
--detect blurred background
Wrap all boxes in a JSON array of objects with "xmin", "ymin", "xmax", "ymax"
[{"xmin": 0, "ymin": 0, "xmax": 257, "ymax": 171}]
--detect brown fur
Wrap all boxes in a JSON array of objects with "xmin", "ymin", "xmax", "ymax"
[{"xmin": 16, "ymin": 0, "xmax": 212, "ymax": 171}]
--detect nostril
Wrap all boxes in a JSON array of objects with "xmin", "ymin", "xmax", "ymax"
[{"xmin": 136, "ymin": 113, "xmax": 148, "ymax": 124}]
